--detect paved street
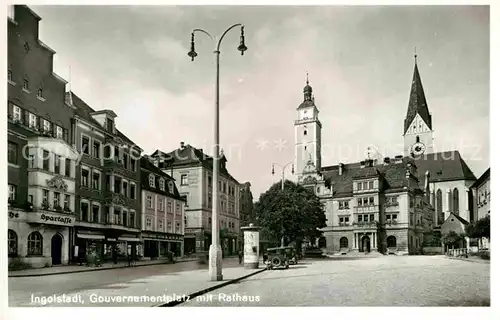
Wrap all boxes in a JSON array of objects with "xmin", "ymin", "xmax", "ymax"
[
  {"xmin": 9, "ymin": 258, "xmax": 241, "ymax": 307},
  {"xmin": 183, "ymin": 256, "xmax": 490, "ymax": 307}
]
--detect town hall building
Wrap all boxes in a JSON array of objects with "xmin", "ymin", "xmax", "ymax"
[{"xmin": 295, "ymin": 56, "xmax": 476, "ymax": 255}]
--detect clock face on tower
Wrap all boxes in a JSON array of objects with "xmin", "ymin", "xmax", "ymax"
[{"xmin": 410, "ymin": 142, "xmax": 426, "ymax": 157}]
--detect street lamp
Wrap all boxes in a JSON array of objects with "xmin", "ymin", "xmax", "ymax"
[
  {"xmin": 271, "ymin": 162, "xmax": 294, "ymax": 247},
  {"xmin": 189, "ymin": 24, "xmax": 247, "ymax": 281}
]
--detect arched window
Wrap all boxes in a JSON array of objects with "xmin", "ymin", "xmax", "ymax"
[
  {"xmin": 387, "ymin": 235, "xmax": 397, "ymax": 248},
  {"xmin": 304, "ymin": 130, "xmax": 308, "ymax": 135},
  {"xmin": 339, "ymin": 237, "xmax": 348, "ymax": 249},
  {"xmin": 159, "ymin": 178, "xmax": 165, "ymax": 191},
  {"xmin": 8, "ymin": 229, "xmax": 18, "ymax": 257},
  {"xmin": 452, "ymin": 188, "xmax": 459, "ymax": 214},
  {"xmin": 27, "ymin": 231, "xmax": 43, "ymax": 256},
  {"xmin": 416, "ymin": 136, "xmax": 420, "ymax": 143},
  {"xmin": 436, "ymin": 189, "xmax": 443, "ymax": 224},
  {"xmin": 148, "ymin": 174, "xmax": 155, "ymax": 187},
  {"xmin": 168, "ymin": 181, "xmax": 174, "ymax": 194}
]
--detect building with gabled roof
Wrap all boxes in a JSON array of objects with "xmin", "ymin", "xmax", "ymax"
[
  {"xmin": 150, "ymin": 142, "xmax": 242, "ymax": 256},
  {"xmin": 294, "ymin": 55, "xmax": 479, "ymax": 255}
]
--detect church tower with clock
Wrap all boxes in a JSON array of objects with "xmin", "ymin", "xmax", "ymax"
[
  {"xmin": 295, "ymin": 75, "xmax": 322, "ymax": 178},
  {"xmin": 403, "ymin": 54, "xmax": 435, "ymax": 157}
]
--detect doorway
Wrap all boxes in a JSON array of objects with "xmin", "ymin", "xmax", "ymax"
[
  {"xmin": 361, "ymin": 235, "xmax": 371, "ymax": 253},
  {"xmin": 51, "ymin": 233, "xmax": 63, "ymax": 265}
]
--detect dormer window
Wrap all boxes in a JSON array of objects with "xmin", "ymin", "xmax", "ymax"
[
  {"xmin": 168, "ymin": 181, "xmax": 174, "ymax": 194},
  {"xmin": 8, "ymin": 69, "xmax": 13, "ymax": 82},
  {"xmin": 159, "ymin": 178, "xmax": 165, "ymax": 191},
  {"xmin": 149, "ymin": 174, "xmax": 155, "ymax": 187},
  {"xmin": 23, "ymin": 75, "xmax": 29, "ymax": 91},
  {"xmin": 106, "ymin": 118, "xmax": 114, "ymax": 132},
  {"xmin": 37, "ymin": 86, "xmax": 44, "ymax": 99}
]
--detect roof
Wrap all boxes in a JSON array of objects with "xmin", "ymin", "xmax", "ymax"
[
  {"xmin": 151, "ymin": 144, "xmax": 239, "ymax": 184},
  {"xmin": 321, "ymin": 158, "xmax": 413, "ymax": 197},
  {"xmin": 450, "ymin": 212, "xmax": 469, "ymax": 225},
  {"xmin": 69, "ymin": 91, "xmax": 140, "ymax": 149},
  {"xmin": 412, "ymin": 151, "xmax": 476, "ymax": 187},
  {"xmin": 140, "ymin": 156, "xmax": 183, "ymax": 200},
  {"xmin": 471, "ymin": 168, "xmax": 490, "ymax": 189},
  {"xmin": 404, "ymin": 60, "xmax": 432, "ymax": 134}
]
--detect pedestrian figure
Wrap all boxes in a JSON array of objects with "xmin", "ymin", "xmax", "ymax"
[{"xmin": 238, "ymin": 250, "xmax": 243, "ymax": 264}]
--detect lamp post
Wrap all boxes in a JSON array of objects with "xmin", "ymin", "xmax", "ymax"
[
  {"xmin": 271, "ymin": 162, "xmax": 294, "ymax": 247},
  {"xmin": 188, "ymin": 24, "xmax": 247, "ymax": 281}
]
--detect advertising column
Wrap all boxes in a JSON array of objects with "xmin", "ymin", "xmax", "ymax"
[{"xmin": 241, "ymin": 223, "xmax": 261, "ymax": 269}]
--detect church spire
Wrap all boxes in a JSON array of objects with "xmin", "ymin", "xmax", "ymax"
[
  {"xmin": 303, "ymin": 72, "xmax": 313, "ymax": 101},
  {"xmin": 404, "ymin": 52, "xmax": 432, "ymax": 134}
]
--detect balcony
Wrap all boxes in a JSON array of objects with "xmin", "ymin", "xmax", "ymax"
[
  {"xmin": 353, "ymin": 205, "xmax": 378, "ymax": 214},
  {"xmin": 103, "ymin": 191, "xmax": 134, "ymax": 208},
  {"xmin": 352, "ymin": 221, "xmax": 378, "ymax": 229}
]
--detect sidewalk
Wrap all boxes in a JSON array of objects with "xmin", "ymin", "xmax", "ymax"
[
  {"xmin": 446, "ymin": 255, "xmax": 490, "ymax": 265},
  {"xmin": 8, "ymin": 257, "xmax": 198, "ymax": 277},
  {"xmin": 19, "ymin": 265, "xmax": 267, "ymax": 307}
]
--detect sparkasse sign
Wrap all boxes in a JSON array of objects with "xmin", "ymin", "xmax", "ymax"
[{"xmin": 27, "ymin": 212, "xmax": 75, "ymax": 227}]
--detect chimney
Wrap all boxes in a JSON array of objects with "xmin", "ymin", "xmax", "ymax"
[
  {"xmin": 180, "ymin": 141, "xmax": 185, "ymax": 149},
  {"xmin": 360, "ymin": 160, "xmax": 365, "ymax": 168},
  {"xmin": 383, "ymin": 157, "xmax": 391, "ymax": 165},
  {"xmin": 395, "ymin": 155, "xmax": 403, "ymax": 164},
  {"xmin": 367, "ymin": 159, "xmax": 374, "ymax": 167},
  {"xmin": 338, "ymin": 163, "xmax": 344, "ymax": 175}
]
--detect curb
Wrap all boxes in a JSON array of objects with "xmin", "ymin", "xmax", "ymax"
[
  {"xmin": 446, "ymin": 256, "xmax": 490, "ymax": 264},
  {"xmin": 8, "ymin": 258, "xmax": 198, "ymax": 278},
  {"xmin": 154, "ymin": 268, "xmax": 267, "ymax": 307}
]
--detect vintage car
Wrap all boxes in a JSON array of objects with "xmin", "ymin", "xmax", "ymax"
[{"xmin": 264, "ymin": 246, "xmax": 293, "ymax": 270}]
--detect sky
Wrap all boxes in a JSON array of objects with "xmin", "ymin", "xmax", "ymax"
[{"xmin": 30, "ymin": 5, "xmax": 490, "ymax": 199}]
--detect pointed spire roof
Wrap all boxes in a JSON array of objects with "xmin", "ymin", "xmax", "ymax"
[
  {"xmin": 297, "ymin": 72, "xmax": 316, "ymax": 110},
  {"xmin": 404, "ymin": 53, "xmax": 432, "ymax": 134}
]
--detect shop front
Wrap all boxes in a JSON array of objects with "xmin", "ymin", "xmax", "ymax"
[
  {"xmin": 141, "ymin": 232, "xmax": 184, "ymax": 259},
  {"xmin": 9, "ymin": 208, "xmax": 74, "ymax": 268}
]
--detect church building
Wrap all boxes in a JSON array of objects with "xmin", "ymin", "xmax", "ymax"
[{"xmin": 295, "ymin": 56, "xmax": 476, "ymax": 255}]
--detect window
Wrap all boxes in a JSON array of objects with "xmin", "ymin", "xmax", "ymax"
[
  {"xmin": 122, "ymin": 181, "xmax": 128, "ymax": 196},
  {"xmin": 146, "ymin": 217, "xmax": 152, "ymax": 230},
  {"xmin": 363, "ymin": 182, "xmax": 368, "ymax": 190},
  {"xmin": 28, "ymin": 113, "xmax": 36, "ymax": 129},
  {"xmin": 53, "ymin": 155, "xmax": 61, "ymax": 174},
  {"xmin": 146, "ymin": 195, "xmax": 153, "ymax": 208},
  {"xmin": 23, "ymin": 76, "xmax": 29, "ymax": 91},
  {"xmin": 129, "ymin": 212, "xmax": 135, "ymax": 228},
  {"xmin": 131, "ymin": 159, "xmax": 136, "ymax": 172},
  {"xmin": 159, "ymin": 178, "xmax": 165, "ymax": 191},
  {"xmin": 43, "ymin": 150, "xmax": 50, "ymax": 171},
  {"xmin": 122, "ymin": 211, "xmax": 128, "ymax": 227},
  {"xmin": 114, "ymin": 208, "xmax": 121, "ymax": 224},
  {"xmin": 8, "ymin": 230, "xmax": 18, "ymax": 257},
  {"xmin": 159, "ymin": 198, "xmax": 164, "ymax": 211},
  {"xmin": 149, "ymin": 174, "xmax": 155, "ymax": 187},
  {"xmin": 363, "ymin": 198, "xmax": 368, "ymax": 206},
  {"xmin": 92, "ymin": 205, "xmax": 100, "ymax": 223},
  {"xmin": 168, "ymin": 181, "xmax": 174, "ymax": 193},
  {"xmin": 8, "ymin": 142, "xmax": 17, "ymax": 164},
  {"xmin": 81, "ymin": 169, "xmax": 89, "ymax": 187},
  {"xmin": 93, "ymin": 172, "xmax": 100, "ymax": 190},
  {"xmin": 81, "ymin": 202, "xmax": 89, "ymax": 221},
  {"xmin": 340, "ymin": 237, "xmax": 348, "ymax": 249},
  {"xmin": 358, "ymin": 215, "xmax": 362, "ymax": 222},
  {"xmin": 43, "ymin": 189, "xmax": 49, "ymax": 203},
  {"xmin": 158, "ymin": 219, "xmax": 164, "ymax": 231},
  {"xmin": 107, "ymin": 118, "xmax": 114, "ymax": 132},
  {"xmin": 208, "ymin": 195, "xmax": 212, "ymax": 208},
  {"xmin": 369, "ymin": 197, "xmax": 374, "ymax": 205},
  {"xmin": 184, "ymin": 216, "xmax": 187, "ymax": 226},
  {"xmin": 92, "ymin": 141, "xmax": 100, "ymax": 158},
  {"xmin": 8, "ymin": 69, "xmax": 13, "ymax": 82},
  {"xmin": 8, "ymin": 184, "xmax": 17, "ymax": 201},
  {"xmin": 357, "ymin": 198, "xmax": 362, "ymax": 206},
  {"xmin": 181, "ymin": 174, "xmax": 188, "ymax": 186},
  {"xmin": 130, "ymin": 183, "xmax": 136, "ymax": 199},
  {"xmin": 223, "ymin": 182, "xmax": 226, "ymax": 194},
  {"xmin": 304, "ymin": 130, "xmax": 308, "ymax": 135},
  {"xmin": 175, "ymin": 222, "xmax": 181, "ymax": 233},
  {"xmin": 357, "ymin": 182, "xmax": 362, "ymax": 190},
  {"xmin": 369, "ymin": 181, "xmax": 374, "ymax": 189},
  {"xmin": 42, "ymin": 119, "xmax": 51, "ymax": 133},
  {"xmin": 27, "ymin": 232, "xmax": 43, "ymax": 256},
  {"xmin": 208, "ymin": 176, "xmax": 212, "ymax": 187},
  {"xmin": 81, "ymin": 136, "xmax": 90, "ymax": 155},
  {"xmin": 167, "ymin": 201, "xmax": 173, "ymax": 213},
  {"xmin": 123, "ymin": 154, "xmax": 128, "ymax": 169},
  {"xmin": 12, "ymin": 105, "xmax": 21, "ymax": 121},
  {"xmin": 416, "ymin": 136, "xmax": 420, "ymax": 143},
  {"xmin": 339, "ymin": 201, "xmax": 349, "ymax": 210},
  {"xmin": 209, "ymin": 217, "xmax": 212, "ymax": 224},
  {"xmin": 363, "ymin": 214, "xmax": 368, "ymax": 222},
  {"xmin": 53, "ymin": 192, "xmax": 60, "ymax": 208},
  {"xmin": 167, "ymin": 221, "xmax": 172, "ymax": 232},
  {"xmin": 387, "ymin": 236, "xmax": 397, "ymax": 248},
  {"xmin": 64, "ymin": 195, "xmax": 70, "ymax": 210},
  {"xmin": 370, "ymin": 214, "xmax": 374, "ymax": 221},
  {"xmin": 65, "ymin": 159, "xmax": 71, "ymax": 177},
  {"xmin": 176, "ymin": 203, "xmax": 181, "ymax": 215}
]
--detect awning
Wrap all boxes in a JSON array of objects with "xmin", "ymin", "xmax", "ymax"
[
  {"xmin": 118, "ymin": 237, "xmax": 141, "ymax": 242},
  {"xmin": 77, "ymin": 234, "xmax": 105, "ymax": 240},
  {"xmin": 106, "ymin": 238, "xmax": 117, "ymax": 242}
]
